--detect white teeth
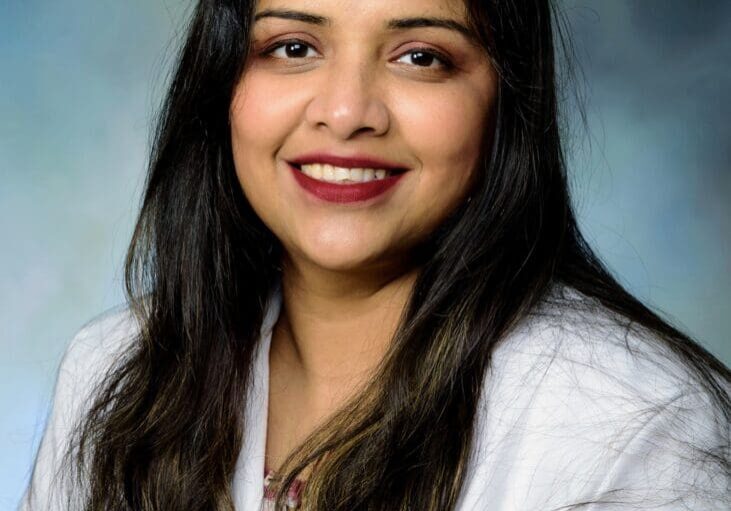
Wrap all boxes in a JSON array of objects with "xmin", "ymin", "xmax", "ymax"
[
  {"xmin": 323, "ymin": 165, "xmax": 335, "ymax": 180},
  {"xmin": 300, "ymin": 163, "xmax": 393, "ymax": 183},
  {"xmin": 334, "ymin": 167, "xmax": 350, "ymax": 181}
]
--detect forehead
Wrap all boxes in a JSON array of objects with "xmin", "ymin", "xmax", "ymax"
[
  {"xmin": 252, "ymin": 0, "xmax": 476, "ymax": 47},
  {"xmin": 253, "ymin": 0, "xmax": 468, "ymax": 24}
]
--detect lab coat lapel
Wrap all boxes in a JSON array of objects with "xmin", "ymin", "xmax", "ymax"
[{"xmin": 232, "ymin": 282, "xmax": 282, "ymax": 510}]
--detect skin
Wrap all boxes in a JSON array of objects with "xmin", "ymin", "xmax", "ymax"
[{"xmin": 229, "ymin": 0, "xmax": 498, "ymax": 472}]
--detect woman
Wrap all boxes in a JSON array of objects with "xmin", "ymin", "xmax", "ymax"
[{"xmin": 21, "ymin": 0, "xmax": 730, "ymax": 509}]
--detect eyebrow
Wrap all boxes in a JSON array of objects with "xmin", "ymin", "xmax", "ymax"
[{"xmin": 253, "ymin": 9, "xmax": 476, "ymax": 42}]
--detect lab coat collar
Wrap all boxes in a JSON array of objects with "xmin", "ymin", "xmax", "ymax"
[{"xmin": 232, "ymin": 279, "xmax": 283, "ymax": 510}]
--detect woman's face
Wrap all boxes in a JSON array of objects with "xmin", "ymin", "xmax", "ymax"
[{"xmin": 230, "ymin": 0, "xmax": 497, "ymax": 274}]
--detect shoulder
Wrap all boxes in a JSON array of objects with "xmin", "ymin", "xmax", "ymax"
[
  {"xmin": 459, "ymin": 285, "xmax": 730, "ymax": 510},
  {"xmin": 52, "ymin": 305, "xmax": 141, "ymax": 434},
  {"xmin": 491, "ymin": 284, "xmax": 712, "ymax": 407},
  {"xmin": 60, "ymin": 305, "xmax": 140, "ymax": 392},
  {"xmin": 20, "ymin": 306, "xmax": 140, "ymax": 511}
]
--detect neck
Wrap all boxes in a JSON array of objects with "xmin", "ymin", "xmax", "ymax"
[{"xmin": 271, "ymin": 253, "xmax": 418, "ymax": 398}]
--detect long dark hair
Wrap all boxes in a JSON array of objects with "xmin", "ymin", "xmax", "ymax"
[{"xmin": 63, "ymin": 0, "xmax": 730, "ymax": 509}]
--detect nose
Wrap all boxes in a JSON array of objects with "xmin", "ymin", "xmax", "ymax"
[{"xmin": 304, "ymin": 58, "xmax": 390, "ymax": 140}]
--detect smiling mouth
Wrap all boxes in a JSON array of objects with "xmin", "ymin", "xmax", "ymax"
[{"xmin": 291, "ymin": 162, "xmax": 407, "ymax": 184}]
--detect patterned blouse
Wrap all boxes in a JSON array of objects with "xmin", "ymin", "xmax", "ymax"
[{"xmin": 263, "ymin": 467, "xmax": 306, "ymax": 510}]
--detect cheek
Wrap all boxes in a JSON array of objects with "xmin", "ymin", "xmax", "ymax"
[
  {"xmin": 397, "ymin": 81, "xmax": 495, "ymax": 199},
  {"xmin": 230, "ymin": 73, "xmax": 303, "ymax": 159},
  {"xmin": 228, "ymin": 78, "xmax": 285, "ymax": 246},
  {"xmin": 229, "ymin": 73, "xmax": 307, "ymax": 223}
]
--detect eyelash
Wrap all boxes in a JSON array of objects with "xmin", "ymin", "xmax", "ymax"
[{"xmin": 259, "ymin": 38, "xmax": 454, "ymax": 71}]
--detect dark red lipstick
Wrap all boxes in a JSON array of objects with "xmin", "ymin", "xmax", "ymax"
[
  {"xmin": 289, "ymin": 163, "xmax": 405, "ymax": 203},
  {"xmin": 286, "ymin": 152, "xmax": 409, "ymax": 204}
]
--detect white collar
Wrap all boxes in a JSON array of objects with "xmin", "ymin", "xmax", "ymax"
[{"xmin": 231, "ymin": 280, "xmax": 282, "ymax": 510}]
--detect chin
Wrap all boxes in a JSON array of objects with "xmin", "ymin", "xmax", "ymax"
[
  {"xmin": 286, "ymin": 238, "xmax": 384, "ymax": 274},
  {"xmin": 305, "ymin": 250, "xmax": 381, "ymax": 273},
  {"xmin": 290, "ymin": 226, "xmax": 380, "ymax": 266}
]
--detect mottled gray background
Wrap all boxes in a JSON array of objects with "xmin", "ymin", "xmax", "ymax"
[{"xmin": 1, "ymin": 0, "xmax": 729, "ymax": 506}]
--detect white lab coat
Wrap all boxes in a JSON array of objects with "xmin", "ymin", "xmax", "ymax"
[{"xmin": 19, "ymin": 284, "xmax": 730, "ymax": 510}]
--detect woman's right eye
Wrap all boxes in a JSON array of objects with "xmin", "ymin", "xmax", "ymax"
[{"xmin": 261, "ymin": 39, "xmax": 319, "ymax": 60}]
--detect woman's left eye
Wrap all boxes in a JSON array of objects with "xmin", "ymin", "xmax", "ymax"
[{"xmin": 394, "ymin": 48, "xmax": 453, "ymax": 70}]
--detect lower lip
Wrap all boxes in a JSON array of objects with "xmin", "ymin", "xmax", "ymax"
[{"xmin": 289, "ymin": 163, "xmax": 406, "ymax": 204}]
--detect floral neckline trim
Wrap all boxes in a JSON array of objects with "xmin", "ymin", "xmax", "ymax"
[{"xmin": 263, "ymin": 466, "xmax": 306, "ymax": 509}]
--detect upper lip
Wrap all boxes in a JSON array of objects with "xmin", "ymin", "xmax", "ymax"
[{"xmin": 288, "ymin": 152, "xmax": 409, "ymax": 171}]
